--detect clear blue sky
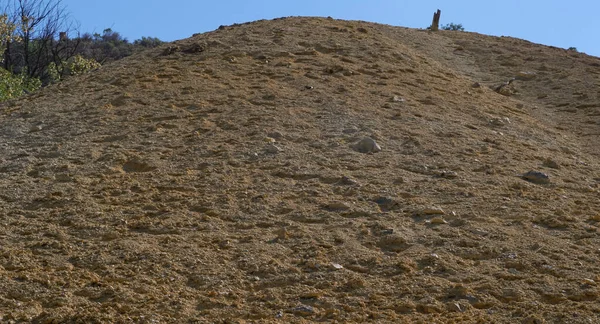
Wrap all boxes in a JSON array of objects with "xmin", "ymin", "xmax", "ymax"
[{"xmin": 64, "ymin": 0, "xmax": 600, "ymax": 57}]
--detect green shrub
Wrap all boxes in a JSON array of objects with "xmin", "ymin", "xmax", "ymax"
[
  {"xmin": 47, "ymin": 55, "xmax": 101, "ymax": 82},
  {"xmin": 68, "ymin": 55, "xmax": 101, "ymax": 75},
  {"xmin": 441, "ymin": 23, "xmax": 464, "ymax": 31},
  {"xmin": 134, "ymin": 36, "xmax": 163, "ymax": 48},
  {"xmin": 0, "ymin": 67, "xmax": 41, "ymax": 101}
]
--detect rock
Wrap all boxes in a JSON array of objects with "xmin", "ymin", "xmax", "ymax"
[
  {"xmin": 542, "ymin": 158, "xmax": 560, "ymax": 169},
  {"xmin": 391, "ymin": 95, "xmax": 405, "ymax": 102},
  {"xmin": 581, "ymin": 278, "xmax": 596, "ymax": 287},
  {"xmin": 122, "ymin": 160, "xmax": 157, "ymax": 173},
  {"xmin": 429, "ymin": 216, "xmax": 448, "ymax": 224},
  {"xmin": 274, "ymin": 228, "xmax": 288, "ymax": 240},
  {"xmin": 521, "ymin": 170, "xmax": 550, "ymax": 184},
  {"xmin": 352, "ymin": 137, "xmax": 381, "ymax": 154},
  {"xmin": 374, "ymin": 196, "xmax": 399, "ymax": 211},
  {"xmin": 264, "ymin": 144, "xmax": 282, "ymax": 154},
  {"xmin": 446, "ymin": 302, "xmax": 463, "ymax": 312},
  {"xmin": 342, "ymin": 127, "xmax": 359, "ymax": 134},
  {"xmin": 489, "ymin": 117, "xmax": 510, "ymax": 127},
  {"xmin": 377, "ymin": 233, "xmax": 413, "ymax": 252},
  {"xmin": 438, "ymin": 170, "xmax": 458, "ymax": 178},
  {"xmin": 324, "ymin": 201, "xmax": 351, "ymax": 211},
  {"xmin": 515, "ymin": 71, "xmax": 536, "ymax": 81},
  {"xmin": 493, "ymin": 78, "xmax": 516, "ymax": 96},
  {"xmin": 29, "ymin": 125, "xmax": 43, "ymax": 132},
  {"xmin": 471, "ymin": 82, "xmax": 481, "ymax": 88},
  {"xmin": 331, "ymin": 263, "xmax": 344, "ymax": 270},
  {"xmin": 291, "ymin": 305, "xmax": 315, "ymax": 316},
  {"xmin": 336, "ymin": 176, "xmax": 359, "ymax": 186},
  {"xmin": 588, "ymin": 214, "xmax": 600, "ymax": 222},
  {"xmin": 421, "ymin": 207, "xmax": 445, "ymax": 215},
  {"xmin": 267, "ymin": 131, "xmax": 284, "ymax": 139}
]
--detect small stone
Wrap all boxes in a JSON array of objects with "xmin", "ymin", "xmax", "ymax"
[
  {"xmin": 581, "ymin": 278, "xmax": 596, "ymax": 286},
  {"xmin": 336, "ymin": 176, "xmax": 359, "ymax": 186},
  {"xmin": 264, "ymin": 144, "xmax": 282, "ymax": 154},
  {"xmin": 374, "ymin": 196, "xmax": 399, "ymax": 211},
  {"xmin": 29, "ymin": 125, "xmax": 43, "ymax": 132},
  {"xmin": 394, "ymin": 177, "xmax": 405, "ymax": 184},
  {"xmin": 521, "ymin": 170, "xmax": 550, "ymax": 184},
  {"xmin": 489, "ymin": 117, "xmax": 510, "ymax": 127},
  {"xmin": 446, "ymin": 302, "xmax": 463, "ymax": 312},
  {"xmin": 324, "ymin": 201, "xmax": 351, "ymax": 211},
  {"xmin": 515, "ymin": 71, "xmax": 536, "ymax": 81},
  {"xmin": 353, "ymin": 137, "xmax": 381, "ymax": 154},
  {"xmin": 267, "ymin": 131, "xmax": 284, "ymax": 139},
  {"xmin": 471, "ymin": 82, "xmax": 481, "ymax": 88},
  {"xmin": 342, "ymin": 127, "xmax": 359, "ymax": 134},
  {"xmin": 291, "ymin": 305, "xmax": 315, "ymax": 316},
  {"xmin": 439, "ymin": 170, "xmax": 458, "ymax": 178},
  {"xmin": 497, "ymin": 85, "xmax": 514, "ymax": 96},
  {"xmin": 542, "ymin": 158, "xmax": 560, "ymax": 169},
  {"xmin": 274, "ymin": 228, "xmax": 288, "ymax": 240},
  {"xmin": 331, "ymin": 263, "xmax": 344, "ymax": 270},
  {"xmin": 392, "ymin": 95, "xmax": 405, "ymax": 102},
  {"xmin": 430, "ymin": 216, "xmax": 448, "ymax": 224},
  {"xmin": 422, "ymin": 207, "xmax": 445, "ymax": 215}
]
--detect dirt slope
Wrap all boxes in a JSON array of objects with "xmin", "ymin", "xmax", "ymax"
[{"xmin": 0, "ymin": 16, "xmax": 599, "ymax": 323}]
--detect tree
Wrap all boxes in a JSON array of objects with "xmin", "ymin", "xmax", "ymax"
[
  {"xmin": 3, "ymin": 0, "xmax": 79, "ymax": 81},
  {"xmin": 0, "ymin": 11, "xmax": 39, "ymax": 100},
  {"xmin": 0, "ymin": 13, "xmax": 19, "ymax": 54},
  {"xmin": 441, "ymin": 23, "xmax": 464, "ymax": 31}
]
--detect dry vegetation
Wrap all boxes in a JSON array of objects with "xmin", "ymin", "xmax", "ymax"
[{"xmin": 0, "ymin": 17, "xmax": 599, "ymax": 323}]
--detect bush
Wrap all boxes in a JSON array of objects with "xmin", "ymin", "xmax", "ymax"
[
  {"xmin": 0, "ymin": 67, "xmax": 41, "ymax": 101},
  {"xmin": 47, "ymin": 55, "xmax": 101, "ymax": 82},
  {"xmin": 134, "ymin": 36, "xmax": 164, "ymax": 48},
  {"xmin": 68, "ymin": 55, "xmax": 101, "ymax": 75},
  {"xmin": 441, "ymin": 23, "xmax": 464, "ymax": 31}
]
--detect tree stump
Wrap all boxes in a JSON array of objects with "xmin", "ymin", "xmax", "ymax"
[{"xmin": 430, "ymin": 9, "xmax": 441, "ymax": 31}]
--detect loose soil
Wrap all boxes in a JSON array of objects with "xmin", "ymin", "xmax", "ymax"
[{"xmin": 0, "ymin": 17, "xmax": 599, "ymax": 323}]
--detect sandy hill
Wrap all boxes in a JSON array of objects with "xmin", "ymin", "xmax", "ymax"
[{"xmin": 0, "ymin": 16, "xmax": 599, "ymax": 323}]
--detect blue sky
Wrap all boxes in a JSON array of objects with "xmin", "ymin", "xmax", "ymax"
[{"xmin": 64, "ymin": 0, "xmax": 599, "ymax": 57}]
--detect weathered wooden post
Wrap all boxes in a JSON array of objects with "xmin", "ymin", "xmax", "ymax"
[{"xmin": 430, "ymin": 9, "xmax": 441, "ymax": 31}]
